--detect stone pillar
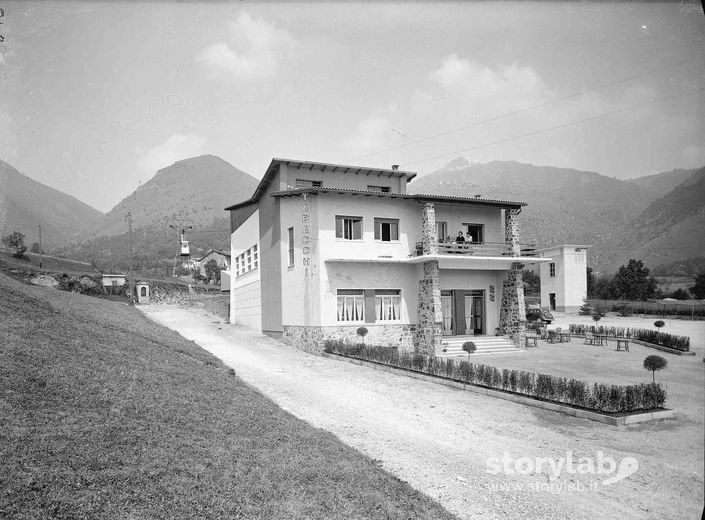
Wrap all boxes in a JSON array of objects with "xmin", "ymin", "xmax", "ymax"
[
  {"xmin": 416, "ymin": 260, "xmax": 442, "ymax": 355},
  {"xmin": 421, "ymin": 202, "xmax": 438, "ymax": 255},
  {"xmin": 499, "ymin": 262, "xmax": 527, "ymax": 338},
  {"xmin": 504, "ymin": 208, "xmax": 521, "ymax": 256}
]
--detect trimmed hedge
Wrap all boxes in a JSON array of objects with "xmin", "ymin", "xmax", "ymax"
[
  {"xmin": 323, "ymin": 340, "xmax": 667, "ymax": 413},
  {"xmin": 568, "ymin": 324, "xmax": 690, "ymax": 352}
]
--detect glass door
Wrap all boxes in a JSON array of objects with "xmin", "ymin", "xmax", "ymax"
[
  {"xmin": 441, "ymin": 293, "xmax": 453, "ymax": 335},
  {"xmin": 472, "ymin": 296, "xmax": 484, "ymax": 334},
  {"xmin": 464, "ymin": 295, "xmax": 474, "ymax": 335}
]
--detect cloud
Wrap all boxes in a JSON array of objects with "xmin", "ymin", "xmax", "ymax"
[
  {"xmin": 196, "ymin": 12, "xmax": 292, "ymax": 81},
  {"xmin": 137, "ymin": 133, "xmax": 206, "ymax": 173}
]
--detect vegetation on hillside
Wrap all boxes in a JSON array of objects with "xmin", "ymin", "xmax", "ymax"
[{"xmin": 0, "ymin": 273, "xmax": 455, "ymax": 519}]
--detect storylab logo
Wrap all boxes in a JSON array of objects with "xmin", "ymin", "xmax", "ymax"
[{"xmin": 486, "ymin": 451, "xmax": 639, "ymax": 486}]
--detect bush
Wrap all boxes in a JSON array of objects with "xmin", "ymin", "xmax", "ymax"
[
  {"xmin": 568, "ymin": 323, "xmax": 690, "ymax": 352},
  {"xmin": 327, "ymin": 343, "xmax": 667, "ymax": 412}
]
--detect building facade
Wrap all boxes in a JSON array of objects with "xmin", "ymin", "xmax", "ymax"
[
  {"xmin": 226, "ymin": 159, "xmax": 549, "ymax": 354},
  {"xmin": 536, "ymin": 245, "xmax": 589, "ymax": 313}
]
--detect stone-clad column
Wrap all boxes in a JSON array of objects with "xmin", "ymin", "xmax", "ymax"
[
  {"xmin": 422, "ymin": 202, "xmax": 438, "ymax": 256},
  {"xmin": 416, "ymin": 260, "xmax": 442, "ymax": 355},
  {"xmin": 505, "ymin": 208, "xmax": 521, "ymax": 256},
  {"xmin": 498, "ymin": 262, "xmax": 527, "ymax": 337}
]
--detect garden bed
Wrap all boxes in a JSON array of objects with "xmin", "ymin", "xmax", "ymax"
[
  {"xmin": 322, "ymin": 353, "xmax": 675, "ymax": 425},
  {"xmin": 568, "ymin": 324, "xmax": 693, "ymax": 354}
]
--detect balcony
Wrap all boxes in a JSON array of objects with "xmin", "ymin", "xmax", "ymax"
[{"xmin": 414, "ymin": 241, "xmax": 538, "ymax": 258}]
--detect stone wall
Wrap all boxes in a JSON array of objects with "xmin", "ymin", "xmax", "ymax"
[
  {"xmin": 421, "ymin": 202, "xmax": 438, "ymax": 255},
  {"xmin": 498, "ymin": 263, "xmax": 526, "ymax": 338},
  {"xmin": 504, "ymin": 208, "xmax": 521, "ymax": 256},
  {"xmin": 282, "ymin": 324, "xmax": 416, "ymax": 353},
  {"xmin": 416, "ymin": 260, "xmax": 442, "ymax": 355}
]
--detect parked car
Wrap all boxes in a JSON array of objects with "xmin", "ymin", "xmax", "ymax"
[{"xmin": 526, "ymin": 307, "xmax": 553, "ymax": 324}]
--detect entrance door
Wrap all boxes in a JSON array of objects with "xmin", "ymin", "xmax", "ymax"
[
  {"xmin": 472, "ymin": 296, "xmax": 484, "ymax": 335},
  {"xmin": 549, "ymin": 293, "xmax": 556, "ymax": 311},
  {"xmin": 463, "ymin": 295, "xmax": 474, "ymax": 335}
]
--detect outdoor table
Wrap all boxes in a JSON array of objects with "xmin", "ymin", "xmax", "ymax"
[
  {"xmin": 559, "ymin": 331, "xmax": 571, "ymax": 342},
  {"xmin": 525, "ymin": 335, "xmax": 538, "ymax": 348},
  {"xmin": 547, "ymin": 330, "xmax": 560, "ymax": 343},
  {"xmin": 594, "ymin": 334, "xmax": 607, "ymax": 346},
  {"xmin": 616, "ymin": 337, "xmax": 630, "ymax": 351}
]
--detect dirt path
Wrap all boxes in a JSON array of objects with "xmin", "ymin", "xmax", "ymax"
[{"xmin": 141, "ymin": 305, "xmax": 704, "ymax": 520}]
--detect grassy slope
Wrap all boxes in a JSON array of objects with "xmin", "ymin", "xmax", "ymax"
[{"xmin": 0, "ymin": 273, "xmax": 455, "ymax": 520}]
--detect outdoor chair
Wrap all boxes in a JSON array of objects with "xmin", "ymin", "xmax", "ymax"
[
  {"xmin": 584, "ymin": 331, "xmax": 595, "ymax": 345},
  {"xmin": 616, "ymin": 337, "xmax": 630, "ymax": 351}
]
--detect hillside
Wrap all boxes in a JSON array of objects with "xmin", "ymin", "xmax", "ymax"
[
  {"xmin": 56, "ymin": 155, "xmax": 259, "ymax": 271},
  {"xmin": 603, "ymin": 168, "xmax": 705, "ymax": 271},
  {"xmin": 86, "ymin": 155, "xmax": 258, "ymax": 238},
  {"xmin": 407, "ymin": 159, "xmax": 702, "ymax": 272},
  {"xmin": 0, "ymin": 160, "xmax": 103, "ymax": 250}
]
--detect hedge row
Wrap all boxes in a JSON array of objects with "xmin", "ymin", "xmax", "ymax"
[
  {"xmin": 568, "ymin": 324, "xmax": 690, "ymax": 352},
  {"xmin": 323, "ymin": 341, "xmax": 666, "ymax": 413}
]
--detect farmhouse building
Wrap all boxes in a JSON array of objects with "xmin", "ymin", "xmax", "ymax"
[{"xmin": 226, "ymin": 158, "xmax": 550, "ymax": 354}]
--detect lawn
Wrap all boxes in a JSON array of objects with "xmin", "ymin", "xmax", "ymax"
[{"xmin": 0, "ymin": 272, "xmax": 456, "ymax": 520}]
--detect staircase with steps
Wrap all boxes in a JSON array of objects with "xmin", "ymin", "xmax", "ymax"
[{"xmin": 438, "ymin": 335, "xmax": 523, "ymax": 356}]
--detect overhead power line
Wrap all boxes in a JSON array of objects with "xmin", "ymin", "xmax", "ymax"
[
  {"xmin": 348, "ymin": 57, "xmax": 700, "ymax": 163},
  {"xmin": 401, "ymin": 87, "xmax": 704, "ymax": 168}
]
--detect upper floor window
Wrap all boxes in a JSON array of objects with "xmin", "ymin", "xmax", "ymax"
[
  {"xmin": 336, "ymin": 216, "xmax": 362, "ymax": 240},
  {"xmin": 235, "ymin": 244, "xmax": 258, "ymax": 277},
  {"xmin": 436, "ymin": 221, "xmax": 448, "ymax": 243},
  {"xmin": 296, "ymin": 179, "xmax": 323, "ymax": 188},
  {"xmin": 463, "ymin": 223, "xmax": 484, "ymax": 243},
  {"xmin": 549, "ymin": 262, "xmax": 556, "ymax": 277},
  {"xmin": 367, "ymin": 185, "xmax": 391, "ymax": 193},
  {"xmin": 287, "ymin": 227, "xmax": 294, "ymax": 267},
  {"xmin": 374, "ymin": 218, "xmax": 399, "ymax": 241}
]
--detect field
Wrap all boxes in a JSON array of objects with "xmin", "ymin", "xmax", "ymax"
[
  {"xmin": 0, "ymin": 272, "xmax": 455, "ymax": 519},
  {"xmin": 0, "ymin": 248, "xmax": 99, "ymax": 276}
]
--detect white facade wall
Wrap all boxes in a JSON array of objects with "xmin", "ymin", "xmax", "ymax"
[
  {"xmin": 230, "ymin": 210, "xmax": 261, "ymax": 327},
  {"xmin": 282, "ymin": 165, "xmax": 407, "ymax": 193},
  {"xmin": 434, "ymin": 204, "xmax": 504, "ymax": 243},
  {"xmin": 539, "ymin": 245, "xmax": 588, "ymax": 313}
]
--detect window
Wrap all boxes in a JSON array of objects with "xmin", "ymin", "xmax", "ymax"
[
  {"xmin": 375, "ymin": 290, "xmax": 401, "ymax": 321},
  {"xmin": 367, "ymin": 185, "xmax": 391, "ymax": 193},
  {"xmin": 287, "ymin": 227, "xmax": 294, "ymax": 266},
  {"xmin": 235, "ymin": 244, "xmax": 259, "ymax": 277},
  {"xmin": 295, "ymin": 179, "xmax": 322, "ymax": 188},
  {"xmin": 336, "ymin": 216, "xmax": 362, "ymax": 240},
  {"xmin": 463, "ymin": 224, "xmax": 484, "ymax": 243},
  {"xmin": 436, "ymin": 221, "xmax": 447, "ymax": 243},
  {"xmin": 337, "ymin": 290, "xmax": 364, "ymax": 321},
  {"xmin": 549, "ymin": 262, "xmax": 556, "ymax": 277},
  {"xmin": 374, "ymin": 218, "xmax": 399, "ymax": 241}
]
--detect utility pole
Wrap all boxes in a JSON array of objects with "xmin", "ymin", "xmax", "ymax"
[
  {"xmin": 38, "ymin": 224, "xmax": 43, "ymax": 268},
  {"xmin": 126, "ymin": 212, "xmax": 134, "ymax": 306}
]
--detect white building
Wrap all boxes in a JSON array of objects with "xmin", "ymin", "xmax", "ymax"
[
  {"xmin": 536, "ymin": 245, "xmax": 590, "ymax": 313},
  {"xmin": 226, "ymin": 158, "xmax": 550, "ymax": 354}
]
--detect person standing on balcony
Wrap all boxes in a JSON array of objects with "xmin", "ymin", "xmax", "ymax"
[{"xmin": 455, "ymin": 231, "xmax": 465, "ymax": 243}]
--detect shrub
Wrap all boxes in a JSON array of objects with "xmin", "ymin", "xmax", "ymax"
[
  {"xmin": 462, "ymin": 341, "xmax": 477, "ymax": 361},
  {"xmin": 653, "ymin": 320, "xmax": 665, "ymax": 332}
]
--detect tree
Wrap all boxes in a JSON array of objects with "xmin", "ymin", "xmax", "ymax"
[
  {"xmin": 586, "ymin": 267, "xmax": 595, "ymax": 298},
  {"xmin": 670, "ymin": 288, "xmax": 690, "ymax": 300},
  {"xmin": 462, "ymin": 341, "xmax": 477, "ymax": 361},
  {"xmin": 2, "ymin": 231, "xmax": 28, "ymax": 257},
  {"xmin": 643, "ymin": 355, "xmax": 667, "ymax": 384},
  {"xmin": 653, "ymin": 320, "xmax": 665, "ymax": 333},
  {"xmin": 522, "ymin": 269, "xmax": 540, "ymax": 296},
  {"xmin": 611, "ymin": 259, "xmax": 658, "ymax": 301},
  {"xmin": 30, "ymin": 242, "xmax": 44, "ymax": 254},
  {"xmin": 690, "ymin": 273, "xmax": 705, "ymax": 299},
  {"xmin": 356, "ymin": 326, "xmax": 368, "ymax": 344},
  {"xmin": 204, "ymin": 259, "xmax": 222, "ymax": 284},
  {"xmin": 578, "ymin": 298, "xmax": 592, "ymax": 316}
]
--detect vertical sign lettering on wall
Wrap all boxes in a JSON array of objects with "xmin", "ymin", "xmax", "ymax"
[
  {"xmin": 489, "ymin": 285, "xmax": 495, "ymax": 302},
  {"xmin": 302, "ymin": 194, "xmax": 311, "ymax": 276}
]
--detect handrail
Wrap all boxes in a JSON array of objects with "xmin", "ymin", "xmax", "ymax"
[{"xmin": 414, "ymin": 241, "xmax": 537, "ymax": 258}]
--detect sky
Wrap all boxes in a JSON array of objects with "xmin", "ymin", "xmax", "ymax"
[{"xmin": 1, "ymin": 1, "xmax": 703, "ymax": 213}]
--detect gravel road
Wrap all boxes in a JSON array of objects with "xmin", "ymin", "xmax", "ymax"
[{"xmin": 141, "ymin": 305, "xmax": 704, "ymax": 520}]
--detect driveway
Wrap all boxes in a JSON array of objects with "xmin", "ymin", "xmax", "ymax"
[{"xmin": 141, "ymin": 305, "xmax": 704, "ymax": 520}]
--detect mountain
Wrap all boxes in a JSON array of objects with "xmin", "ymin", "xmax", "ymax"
[
  {"xmin": 407, "ymin": 159, "xmax": 700, "ymax": 272},
  {"xmin": 603, "ymin": 168, "xmax": 705, "ymax": 271},
  {"xmin": 55, "ymin": 155, "xmax": 259, "ymax": 271},
  {"xmin": 0, "ymin": 160, "xmax": 103, "ymax": 250},
  {"xmin": 86, "ymin": 155, "xmax": 258, "ymax": 238},
  {"xmin": 629, "ymin": 168, "xmax": 699, "ymax": 196}
]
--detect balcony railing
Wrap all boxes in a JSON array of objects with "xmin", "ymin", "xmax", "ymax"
[{"xmin": 414, "ymin": 241, "xmax": 537, "ymax": 258}]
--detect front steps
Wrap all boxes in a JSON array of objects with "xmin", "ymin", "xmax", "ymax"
[{"xmin": 437, "ymin": 335, "xmax": 522, "ymax": 356}]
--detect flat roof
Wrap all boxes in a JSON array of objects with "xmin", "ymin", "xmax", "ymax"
[
  {"xmin": 225, "ymin": 158, "xmax": 418, "ymax": 210},
  {"xmin": 270, "ymin": 186, "xmax": 527, "ymax": 209}
]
